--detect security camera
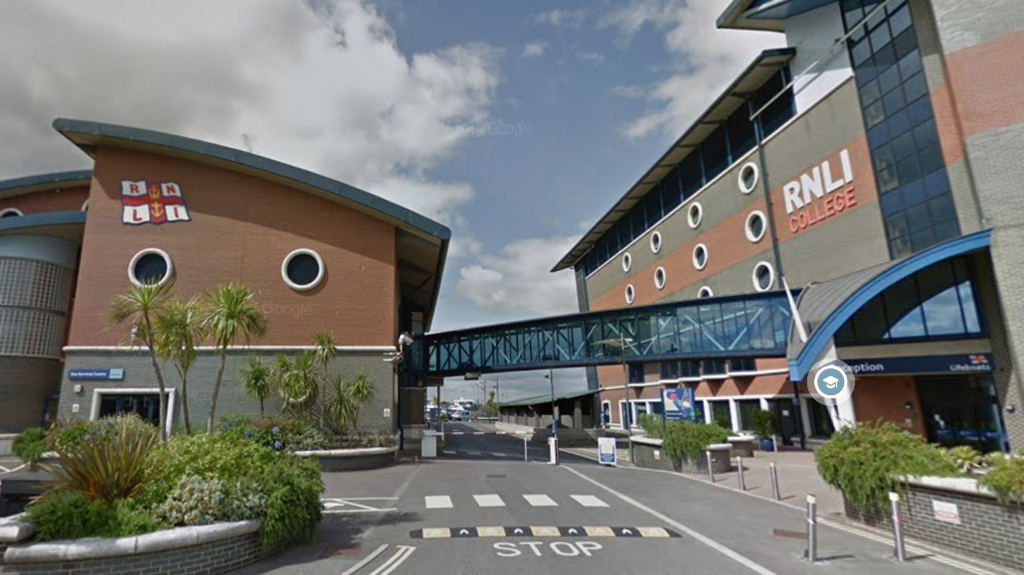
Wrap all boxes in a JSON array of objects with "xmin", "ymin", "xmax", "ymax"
[{"xmin": 398, "ymin": 333, "xmax": 414, "ymax": 347}]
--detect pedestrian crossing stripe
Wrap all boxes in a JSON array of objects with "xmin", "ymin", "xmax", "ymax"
[{"xmin": 410, "ymin": 526, "xmax": 681, "ymax": 539}]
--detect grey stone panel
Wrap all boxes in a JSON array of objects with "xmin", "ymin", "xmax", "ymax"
[
  {"xmin": 0, "ymin": 357, "xmax": 61, "ymax": 433},
  {"xmin": 655, "ymin": 246, "xmax": 776, "ymax": 302},
  {"xmin": 59, "ymin": 349, "xmax": 396, "ymax": 435},
  {"xmin": 632, "ymin": 441, "xmax": 731, "ymax": 475},
  {"xmin": 946, "ymin": 161, "xmax": 982, "ymax": 235},
  {"xmin": 964, "ymin": 121, "xmax": 1024, "ymax": 229},
  {"xmin": 978, "ymin": 239, "xmax": 1024, "ymax": 449},
  {"xmin": 777, "ymin": 199, "xmax": 891, "ymax": 289},
  {"xmin": 911, "ymin": 0, "xmax": 947, "ymax": 90},
  {"xmin": 929, "ymin": 0, "xmax": 1024, "ymax": 54}
]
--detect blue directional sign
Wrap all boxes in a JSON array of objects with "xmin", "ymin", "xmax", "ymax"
[
  {"xmin": 69, "ymin": 368, "xmax": 124, "ymax": 381},
  {"xmin": 662, "ymin": 387, "xmax": 696, "ymax": 422}
]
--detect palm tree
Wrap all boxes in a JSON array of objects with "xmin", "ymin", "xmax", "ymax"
[
  {"xmin": 109, "ymin": 281, "xmax": 173, "ymax": 441},
  {"xmin": 347, "ymin": 370, "xmax": 375, "ymax": 432},
  {"xmin": 154, "ymin": 297, "xmax": 205, "ymax": 434},
  {"xmin": 280, "ymin": 350, "xmax": 319, "ymax": 418},
  {"xmin": 327, "ymin": 376, "xmax": 355, "ymax": 433},
  {"xmin": 240, "ymin": 355, "xmax": 273, "ymax": 417},
  {"xmin": 200, "ymin": 283, "xmax": 267, "ymax": 433},
  {"xmin": 312, "ymin": 331, "xmax": 337, "ymax": 427}
]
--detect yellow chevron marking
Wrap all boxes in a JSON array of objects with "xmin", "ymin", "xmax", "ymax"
[{"xmin": 638, "ymin": 527, "xmax": 670, "ymax": 538}]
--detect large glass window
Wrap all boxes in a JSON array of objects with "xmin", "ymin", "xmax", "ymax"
[
  {"xmin": 711, "ymin": 401, "xmax": 733, "ymax": 430},
  {"xmin": 841, "ymin": 0, "xmax": 959, "ymax": 259},
  {"xmin": 835, "ymin": 257, "xmax": 984, "ymax": 345},
  {"xmin": 628, "ymin": 363, "xmax": 645, "ymax": 383},
  {"xmin": 736, "ymin": 400, "xmax": 763, "ymax": 432}
]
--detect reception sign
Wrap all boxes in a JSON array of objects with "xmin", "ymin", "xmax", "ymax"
[{"xmin": 662, "ymin": 387, "xmax": 696, "ymax": 422}]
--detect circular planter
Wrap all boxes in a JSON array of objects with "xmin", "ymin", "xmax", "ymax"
[{"xmin": 294, "ymin": 446, "xmax": 398, "ymax": 472}]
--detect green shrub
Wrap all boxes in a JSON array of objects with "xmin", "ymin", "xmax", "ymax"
[
  {"xmin": 113, "ymin": 499, "xmax": 167, "ymax": 537},
  {"xmin": 155, "ymin": 476, "xmax": 266, "ymax": 526},
  {"xmin": 45, "ymin": 415, "xmax": 159, "ymax": 503},
  {"xmin": 748, "ymin": 410, "xmax": 776, "ymax": 439},
  {"xmin": 13, "ymin": 427, "xmax": 47, "ymax": 464},
  {"xmin": 945, "ymin": 445, "xmax": 984, "ymax": 473},
  {"xmin": 637, "ymin": 414, "xmax": 665, "ymax": 439},
  {"xmin": 47, "ymin": 419, "xmax": 93, "ymax": 453},
  {"xmin": 662, "ymin": 421, "xmax": 730, "ymax": 465},
  {"xmin": 258, "ymin": 455, "xmax": 323, "ymax": 551},
  {"xmin": 25, "ymin": 491, "xmax": 118, "ymax": 541},
  {"xmin": 978, "ymin": 454, "xmax": 1024, "ymax": 504},
  {"xmin": 815, "ymin": 421, "xmax": 960, "ymax": 511}
]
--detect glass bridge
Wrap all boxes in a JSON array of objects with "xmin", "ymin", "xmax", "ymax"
[{"xmin": 419, "ymin": 291, "xmax": 794, "ymax": 378}]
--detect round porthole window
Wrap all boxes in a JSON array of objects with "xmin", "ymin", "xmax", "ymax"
[
  {"xmin": 625, "ymin": 284, "xmax": 636, "ymax": 305},
  {"xmin": 650, "ymin": 231, "xmax": 663, "ymax": 254},
  {"xmin": 622, "ymin": 252, "xmax": 633, "ymax": 273},
  {"xmin": 282, "ymin": 249, "xmax": 325, "ymax": 291},
  {"xmin": 687, "ymin": 202, "xmax": 703, "ymax": 229},
  {"xmin": 654, "ymin": 267, "xmax": 667, "ymax": 290},
  {"xmin": 738, "ymin": 162, "xmax": 759, "ymax": 194},
  {"xmin": 0, "ymin": 208, "xmax": 24, "ymax": 219},
  {"xmin": 129, "ymin": 248, "xmax": 173, "ymax": 287},
  {"xmin": 698, "ymin": 286, "xmax": 714, "ymax": 299},
  {"xmin": 692, "ymin": 243, "xmax": 708, "ymax": 271},
  {"xmin": 753, "ymin": 261, "xmax": 775, "ymax": 292},
  {"xmin": 745, "ymin": 210, "xmax": 767, "ymax": 243}
]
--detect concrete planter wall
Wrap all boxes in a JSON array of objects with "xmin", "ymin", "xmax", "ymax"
[
  {"xmin": 843, "ymin": 476, "xmax": 1024, "ymax": 572},
  {"xmin": 631, "ymin": 437, "xmax": 732, "ymax": 475},
  {"xmin": 0, "ymin": 515, "xmax": 265, "ymax": 575},
  {"xmin": 294, "ymin": 446, "xmax": 397, "ymax": 472},
  {"xmin": 727, "ymin": 436, "xmax": 757, "ymax": 458}
]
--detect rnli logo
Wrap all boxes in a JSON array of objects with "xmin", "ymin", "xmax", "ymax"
[{"xmin": 121, "ymin": 180, "xmax": 191, "ymax": 225}]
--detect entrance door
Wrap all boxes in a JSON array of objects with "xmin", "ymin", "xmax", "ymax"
[
  {"xmin": 97, "ymin": 393, "xmax": 166, "ymax": 427},
  {"xmin": 917, "ymin": 375, "xmax": 1008, "ymax": 453},
  {"xmin": 767, "ymin": 398, "xmax": 798, "ymax": 446}
]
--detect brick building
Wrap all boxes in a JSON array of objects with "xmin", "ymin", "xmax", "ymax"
[
  {"xmin": 555, "ymin": 0, "xmax": 1024, "ymax": 451},
  {"xmin": 0, "ymin": 119, "xmax": 448, "ymax": 437}
]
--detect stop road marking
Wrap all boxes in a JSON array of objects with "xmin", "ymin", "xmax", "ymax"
[{"xmin": 494, "ymin": 541, "xmax": 603, "ymax": 557}]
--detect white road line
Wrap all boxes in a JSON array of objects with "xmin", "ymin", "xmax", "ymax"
[
  {"xmin": 340, "ymin": 544, "xmax": 389, "ymax": 575},
  {"xmin": 443, "ymin": 450, "xmax": 456, "ymax": 455},
  {"xmin": 570, "ymin": 494, "xmax": 609, "ymax": 508},
  {"xmin": 367, "ymin": 546, "xmax": 416, "ymax": 575},
  {"xmin": 565, "ymin": 466, "xmax": 776, "ymax": 575},
  {"xmin": 523, "ymin": 494, "xmax": 558, "ymax": 507},
  {"xmin": 492, "ymin": 452, "xmax": 506, "ymax": 458},
  {"xmin": 425, "ymin": 496, "xmax": 453, "ymax": 509},
  {"xmin": 466, "ymin": 451, "xmax": 482, "ymax": 456},
  {"xmin": 473, "ymin": 494, "xmax": 505, "ymax": 507}
]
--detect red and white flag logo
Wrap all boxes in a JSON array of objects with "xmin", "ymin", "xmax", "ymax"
[{"xmin": 121, "ymin": 180, "xmax": 191, "ymax": 225}]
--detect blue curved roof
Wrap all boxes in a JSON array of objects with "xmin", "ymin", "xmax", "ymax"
[
  {"xmin": 0, "ymin": 170, "xmax": 92, "ymax": 199},
  {"xmin": 0, "ymin": 210, "xmax": 86, "ymax": 233},
  {"xmin": 788, "ymin": 230, "xmax": 993, "ymax": 381}
]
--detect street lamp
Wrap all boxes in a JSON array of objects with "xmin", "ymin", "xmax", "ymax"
[
  {"xmin": 543, "ymin": 369, "xmax": 557, "ymax": 440},
  {"xmin": 595, "ymin": 335, "xmax": 635, "ymax": 464}
]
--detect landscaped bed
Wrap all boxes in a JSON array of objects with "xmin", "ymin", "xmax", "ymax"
[{"xmin": 1, "ymin": 415, "xmax": 323, "ymax": 575}]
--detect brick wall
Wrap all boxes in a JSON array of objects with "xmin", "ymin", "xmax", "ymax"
[
  {"xmin": 59, "ymin": 348, "xmax": 396, "ymax": 435},
  {"xmin": 0, "ymin": 186, "xmax": 90, "ymax": 216},
  {"xmin": 2, "ymin": 532, "xmax": 266, "ymax": 575},
  {"xmin": 632, "ymin": 440, "xmax": 732, "ymax": 475},
  {"xmin": 311, "ymin": 450, "xmax": 397, "ymax": 472},
  {"xmin": 844, "ymin": 481, "xmax": 1024, "ymax": 572}
]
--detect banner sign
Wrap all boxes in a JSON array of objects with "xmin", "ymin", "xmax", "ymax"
[
  {"xmin": 845, "ymin": 354, "xmax": 994, "ymax": 376},
  {"xmin": 598, "ymin": 437, "xmax": 617, "ymax": 466},
  {"xmin": 69, "ymin": 369, "xmax": 124, "ymax": 381},
  {"xmin": 662, "ymin": 387, "xmax": 696, "ymax": 421},
  {"xmin": 121, "ymin": 180, "xmax": 191, "ymax": 225}
]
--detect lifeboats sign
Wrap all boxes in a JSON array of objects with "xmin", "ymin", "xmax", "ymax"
[{"xmin": 784, "ymin": 149, "xmax": 856, "ymax": 233}]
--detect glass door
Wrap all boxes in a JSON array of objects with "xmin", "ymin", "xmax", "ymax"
[{"xmin": 917, "ymin": 375, "xmax": 1008, "ymax": 453}]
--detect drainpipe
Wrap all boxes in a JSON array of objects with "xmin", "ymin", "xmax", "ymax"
[{"xmin": 750, "ymin": 99, "xmax": 785, "ymax": 288}]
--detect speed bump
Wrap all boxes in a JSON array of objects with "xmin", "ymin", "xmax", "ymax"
[{"xmin": 410, "ymin": 526, "xmax": 680, "ymax": 539}]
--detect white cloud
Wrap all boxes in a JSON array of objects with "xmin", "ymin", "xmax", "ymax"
[
  {"xmin": 598, "ymin": 0, "xmax": 782, "ymax": 140},
  {"xmin": 0, "ymin": 0, "xmax": 502, "ymax": 225},
  {"xmin": 456, "ymin": 235, "xmax": 579, "ymax": 318},
  {"xmin": 522, "ymin": 41, "xmax": 548, "ymax": 58},
  {"xmin": 575, "ymin": 51, "xmax": 605, "ymax": 65},
  {"xmin": 532, "ymin": 9, "xmax": 586, "ymax": 30}
]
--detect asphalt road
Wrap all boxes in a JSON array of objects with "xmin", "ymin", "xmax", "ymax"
[{"xmin": 233, "ymin": 422, "xmax": 1008, "ymax": 575}]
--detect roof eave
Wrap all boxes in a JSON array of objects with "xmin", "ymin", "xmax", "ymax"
[{"xmin": 0, "ymin": 170, "xmax": 93, "ymax": 200}]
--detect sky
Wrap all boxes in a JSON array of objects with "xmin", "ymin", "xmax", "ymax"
[{"xmin": 0, "ymin": 0, "xmax": 781, "ymax": 402}]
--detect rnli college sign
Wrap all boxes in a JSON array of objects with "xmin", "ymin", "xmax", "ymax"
[
  {"xmin": 783, "ymin": 149, "xmax": 856, "ymax": 234},
  {"xmin": 121, "ymin": 180, "xmax": 192, "ymax": 225}
]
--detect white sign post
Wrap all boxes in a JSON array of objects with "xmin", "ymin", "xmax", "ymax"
[{"xmin": 598, "ymin": 437, "xmax": 617, "ymax": 466}]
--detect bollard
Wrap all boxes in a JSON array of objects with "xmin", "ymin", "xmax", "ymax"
[
  {"xmin": 706, "ymin": 450, "xmax": 715, "ymax": 483},
  {"xmin": 524, "ymin": 436, "xmax": 528, "ymax": 462},
  {"xmin": 737, "ymin": 456, "xmax": 746, "ymax": 491},
  {"xmin": 805, "ymin": 494, "xmax": 818, "ymax": 563},
  {"xmin": 769, "ymin": 462, "xmax": 781, "ymax": 501},
  {"xmin": 890, "ymin": 492, "xmax": 906, "ymax": 562}
]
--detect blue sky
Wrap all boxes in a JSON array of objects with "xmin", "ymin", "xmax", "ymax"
[{"xmin": 0, "ymin": 0, "xmax": 781, "ymax": 401}]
